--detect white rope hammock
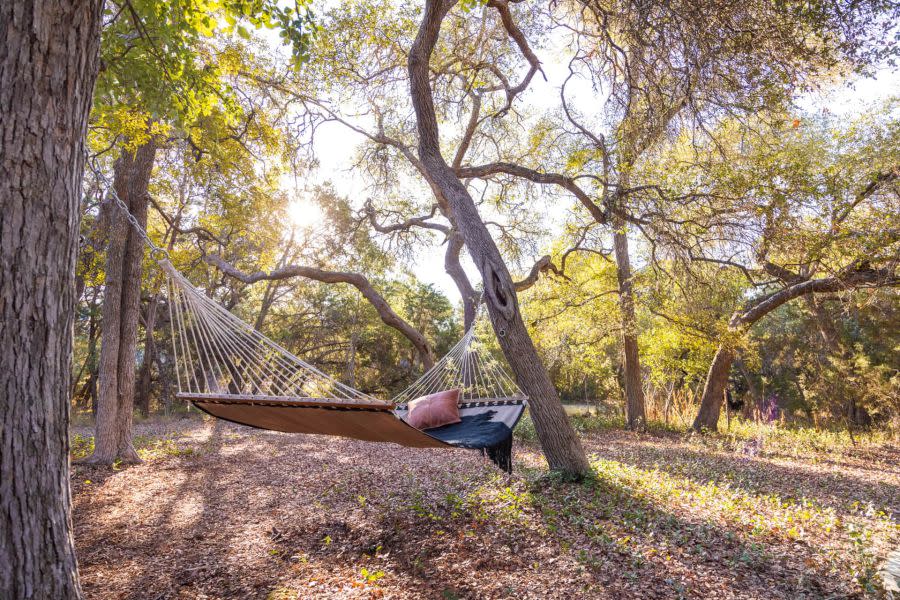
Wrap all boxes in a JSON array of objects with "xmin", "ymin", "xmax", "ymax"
[
  {"xmin": 87, "ymin": 153, "xmax": 526, "ymax": 460},
  {"xmin": 162, "ymin": 260, "xmax": 387, "ymax": 406},
  {"xmin": 393, "ymin": 307, "xmax": 525, "ymax": 406},
  {"xmin": 163, "ymin": 258, "xmax": 525, "ymax": 407},
  {"xmin": 86, "ymin": 155, "xmax": 527, "ymax": 468}
]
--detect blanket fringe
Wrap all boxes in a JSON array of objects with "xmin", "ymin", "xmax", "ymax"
[{"xmin": 481, "ymin": 433, "xmax": 513, "ymax": 473}]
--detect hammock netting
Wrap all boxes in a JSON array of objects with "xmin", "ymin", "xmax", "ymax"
[{"xmin": 160, "ymin": 260, "xmax": 526, "ymax": 471}]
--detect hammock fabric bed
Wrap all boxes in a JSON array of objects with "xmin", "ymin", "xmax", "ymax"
[{"xmin": 160, "ymin": 260, "xmax": 527, "ymax": 472}]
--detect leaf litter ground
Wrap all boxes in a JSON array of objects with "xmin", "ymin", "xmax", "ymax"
[{"xmin": 71, "ymin": 417, "xmax": 898, "ymax": 599}]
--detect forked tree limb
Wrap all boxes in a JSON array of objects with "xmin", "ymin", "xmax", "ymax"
[
  {"xmin": 362, "ymin": 200, "xmax": 450, "ymax": 235},
  {"xmin": 203, "ymin": 254, "xmax": 436, "ymax": 369},
  {"xmin": 513, "ymin": 255, "xmax": 567, "ymax": 292},
  {"xmin": 456, "ymin": 162, "xmax": 607, "ymax": 224},
  {"xmin": 485, "ymin": 0, "xmax": 546, "ymax": 114}
]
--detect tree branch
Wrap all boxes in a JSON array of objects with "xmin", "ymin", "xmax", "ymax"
[
  {"xmin": 203, "ymin": 253, "xmax": 436, "ymax": 368},
  {"xmin": 735, "ymin": 263, "xmax": 898, "ymax": 328},
  {"xmin": 362, "ymin": 199, "xmax": 450, "ymax": 235},
  {"xmin": 456, "ymin": 161, "xmax": 607, "ymax": 223},
  {"xmin": 513, "ymin": 255, "xmax": 567, "ymax": 291}
]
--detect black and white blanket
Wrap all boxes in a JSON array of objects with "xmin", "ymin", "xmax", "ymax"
[{"xmin": 394, "ymin": 399, "xmax": 526, "ymax": 472}]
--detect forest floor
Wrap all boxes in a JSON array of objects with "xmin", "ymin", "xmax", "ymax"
[{"xmin": 70, "ymin": 414, "xmax": 899, "ymax": 599}]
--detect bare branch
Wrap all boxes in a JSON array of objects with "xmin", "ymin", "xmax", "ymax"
[
  {"xmin": 456, "ymin": 162, "xmax": 607, "ymax": 223},
  {"xmin": 485, "ymin": 0, "xmax": 546, "ymax": 115},
  {"xmin": 203, "ymin": 253, "xmax": 436, "ymax": 368}
]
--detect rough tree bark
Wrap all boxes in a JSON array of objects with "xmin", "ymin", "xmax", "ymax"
[
  {"xmin": 0, "ymin": 0, "xmax": 104, "ymax": 596},
  {"xmin": 692, "ymin": 266, "xmax": 893, "ymax": 431},
  {"xmin": 612, "ymin": 216, "xmax": 647, "ymax": 430},
  {"xmin": 408, "ymin": 0, "xmax": 590, "ymax": 475},
  {"xmin": 87, "ymin": 140, "xmax": 158, "ymax": 464},
  {"xmin": 204, "ymin": 254, "xmax": 437, "ymax": 369}
]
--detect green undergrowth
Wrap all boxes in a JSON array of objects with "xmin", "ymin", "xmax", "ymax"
[
  {"xmin": 697, "ymin": 419, "xmax": 897, "ymax": 457},
  {"xmin": 70, "ymin": 432, "xmax": 196, "ymax": 463},
  {"xmin": 515, "ymin": 411, "xmax": 897, "ymax": 458}
]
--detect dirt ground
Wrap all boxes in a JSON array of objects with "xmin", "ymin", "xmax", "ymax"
[{"xmin": 71, "ymin": 417, "xmax": 899, "ymax": 599}]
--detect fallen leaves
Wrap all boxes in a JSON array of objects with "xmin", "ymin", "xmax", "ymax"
[{"xmin": 69, "ymin": 417, "xmax": 898, "ymax": 599}]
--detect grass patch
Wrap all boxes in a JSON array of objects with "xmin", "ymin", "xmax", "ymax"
[
  {"xmin": 698, "ymin": 419, "xmax": 898, "ymax": 457},
  {"xmin": 517, "ymin": 409, "xmax": 896, "ymax": 458},
  {"xmin": 70, "ymin": 432, "xmax": 196, "ymax": 462}
]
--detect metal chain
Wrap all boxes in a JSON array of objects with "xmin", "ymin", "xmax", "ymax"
[{"xmin": 84, "ymin": 148, "xmax": 170, "ymax": 262}]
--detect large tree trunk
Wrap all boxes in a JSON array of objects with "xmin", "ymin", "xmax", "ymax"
[
  {"xmin": 0, "ymin": 0, "xmax": 103, "ymax": 596},
  {"xmin": 88, "ymin": 141, "xmax": 158, "ymax": 464},
  {"xmin": 408, "ymin": 0, "xmax": 590, "ymax": 476},
  {"xmin": 612, "ymin": 218, "xmax": 647, "ymax": 430},
  {"xmin": 692, "ymin": 345, "xmax": 735, "ymax": 431}
]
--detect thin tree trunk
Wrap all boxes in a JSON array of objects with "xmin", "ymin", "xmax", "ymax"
[
  {"xmin": 805, "ymin": 297, "xmax": 869, "ymax": 426},
  {"xmin": 612, "ymin": 217, "xmax": 647, "ymax": 430},
  {"xmin": 72, "ymin": 288, "xmax": 101, "ymax": 410},
  {"xmin": 254, "ymin": 279, "xmax": 279, "ymax": 331},
  {"xmin": 79, "ymin": 294, "xmax": 102, "ymax": 413},
  {"xmin": 135, "ymin": 296, "xmax": 159, "ymax": 417},
  {"xmin": 88, "ymin": 140, "xmax": 158, "ymax": 464},
  {"xmin": 408, "ymin": 0, "xmax": 589, "ymax": 476},
  {"xmin": 0, "ymin": 0, "xmax": 103, "ymax": 596},
  {"xmin": 444, "ymin": 230, "xmax": 478, "ymax": 329},
  {"xmin": 345, "ymin": 316, "xmax": 359, "ymax": 388},
  {"xmin": 735, "ymin": 356, "xmax": 759, "ymax": 419}
]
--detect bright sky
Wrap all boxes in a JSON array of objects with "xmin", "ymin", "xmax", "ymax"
[{"xmin": 281, "ymin": 20, "xmax": 899, "ymax": 301}]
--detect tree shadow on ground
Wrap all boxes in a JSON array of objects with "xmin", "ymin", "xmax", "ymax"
[
  {"xmin": 72, "ymin": 423, "xmax": 884, "ymax": 599},
  {"xmin": 518, "ymin": 470, "xmax": 860, "ymax": 599},
  {"xmin": 73, "ymin": 420, "xmax": 229, "ymax": 598}
]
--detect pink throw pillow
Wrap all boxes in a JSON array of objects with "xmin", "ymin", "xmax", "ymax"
[{"xmin": 407, "ymin": 389, "xmax": 461, "ymax": 430}]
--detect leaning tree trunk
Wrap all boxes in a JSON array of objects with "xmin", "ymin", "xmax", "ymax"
[
  {"xmin": 692, "ymin": 345, "xmax": 736, "ymax": 431},
  {"xmin": 612, "ymin": 216, "xmax": 647, "ymax": 430},
  {"xmin": 88, "ymin": 140, "xmax": 158, "ymax": 464},
  {"xmin": 691, "ymin": 269, "xmax": 882, "ymax": 432},
  {"xmin": 408, "ymin": 0, "xmax": 590, "ymax": 475},
  {"xmin": 444, "ymin": 230, "xmax": 478, "ymax": 329},
  {"xmin": 0, "ymin": 0, "xmax": 103, "ymax": 596}
]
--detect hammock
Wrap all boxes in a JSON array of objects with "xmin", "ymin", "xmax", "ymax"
[
  {"xmin": 87, "ymin": 157, "xmax": 526, "ymax": 471},
  {"xmin": 161, "ymin": 260, "xmax": 526, "ymax": 471}
]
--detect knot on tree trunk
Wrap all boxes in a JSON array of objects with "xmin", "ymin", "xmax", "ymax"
[{"xmin": 483, "ymin": 257, "xmax": 516, "ymax": 322}]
